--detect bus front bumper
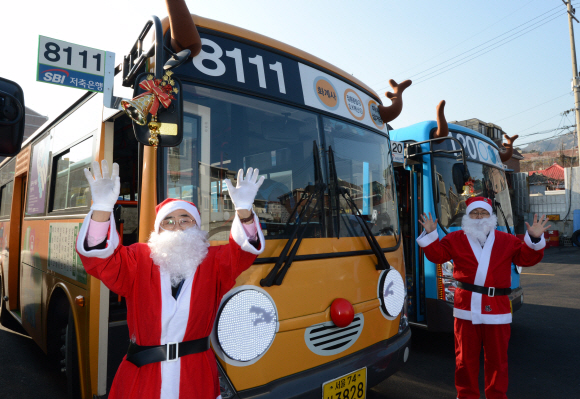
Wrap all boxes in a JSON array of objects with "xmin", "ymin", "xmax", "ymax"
[{"xmin": 229, "ymin": 327, "xmax": 411, "ymax": 399}]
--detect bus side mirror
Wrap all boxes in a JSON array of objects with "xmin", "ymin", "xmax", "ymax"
[
  {"xmin": 452, "ymin": 163, "xmax": 471, "ymax": 194},
  {"xmin": 0, "ymin": 77, "xmax": 25, "ymax": 157},
  {"xmin": 126, "ymin": 72, "xmax": 184, "ymax": 148}
]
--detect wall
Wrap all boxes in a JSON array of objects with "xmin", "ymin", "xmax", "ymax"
[{"xmin": 526, "ymin": 166, "xmax": 580, "ymax": 236}]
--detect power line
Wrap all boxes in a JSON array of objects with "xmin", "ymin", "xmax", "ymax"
[
  {"xmin": 409, "ymin": 11, "xmax": 566, "ymax": 86},
  {"xmin": 493, "ymin": 93, "xmax": 572, "ymax": 122},
  {"xmin": 374, "ymin": 3, "xmax": 572, "ymax": 92},
  {"xmin": 372, "ymin": 0, "xmax": 541, "ymax": 88}
]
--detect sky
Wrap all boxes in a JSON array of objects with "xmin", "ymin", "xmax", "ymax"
[{"xmin": 3, "ymin": 0, "xmax": 580, "ymax": 151}]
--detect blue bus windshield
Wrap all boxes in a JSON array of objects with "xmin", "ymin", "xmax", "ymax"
[{"xmin": 432, "ymin": 156, "xmax": 514, "ymax": 231}]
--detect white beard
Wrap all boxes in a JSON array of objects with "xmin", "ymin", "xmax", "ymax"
[
  {"xmin": 148, "ymin": 227, "xmax": 210, "ymax": 287},
  {"xmin": 461, "ymin": 214, "xmax": 498, "ymax": 247}
]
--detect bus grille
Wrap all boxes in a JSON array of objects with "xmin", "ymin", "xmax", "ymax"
[{"xmin": 304, "ymin": 314, "xmax": 364, "ymax": 356}]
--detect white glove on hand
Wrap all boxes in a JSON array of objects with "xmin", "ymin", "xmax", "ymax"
[
  {"xmin": 224, "ymin": 167, "xmax": 265, "ymax": 211},
  {"xmin": 84, "ymin": 160, "xmax": 120, "ymax": 212}
]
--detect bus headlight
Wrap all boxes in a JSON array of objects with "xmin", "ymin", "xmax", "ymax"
[
  {"xmin": 377, "ymin": 269, "xmax": 405, "ymax": 320},
  {"xmin": 440, "ymin": 261, "xmax": 457, "ymax": 303},
  {"xmin": 213, "ymin": 287, "xmax": 278, "ymax": 365}
]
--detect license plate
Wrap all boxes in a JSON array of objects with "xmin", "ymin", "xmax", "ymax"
[{"xmin": 322, "ymin": 367, "xmax": 366, "ymax": 399}]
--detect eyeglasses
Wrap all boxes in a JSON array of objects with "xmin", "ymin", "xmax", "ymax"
[
  {"xmin": 469, "ymin": 211, "xmax": 490, "ymax": 218},
  {"xmin": 160, "ymin": 217, "xmax": 195, "ymax": 231}
]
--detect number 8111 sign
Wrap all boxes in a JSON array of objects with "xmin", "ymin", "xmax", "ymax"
[{"xmin": 37, "ymin": 35, "xmax": 106, "ymax": 93}]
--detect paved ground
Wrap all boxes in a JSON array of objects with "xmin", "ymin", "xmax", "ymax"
[{"xmin": 0, "ymin": 246, "xmax": 578, "ymax": 398}]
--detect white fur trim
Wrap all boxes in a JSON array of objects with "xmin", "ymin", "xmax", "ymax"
[
  {"xmin": 154, "ymin": 200, "xmax": 201, "ymax": 233},
  {"xmin": 465, "ymin": 201, "xmax": 492, "ymax": 216},
  {"xmin": 76, "ymin": 211, "xmax": 119, "ymax": 258},
  {"xmin": 230, "ymin": 213, "xmax": 265, "ymax": 255},
  {"xmin": 524, "ymin": 231, "xmax": 546, "ymax": 250},
  {"xmin": 416, "ymin": 229, "xmax": 439, "ymax": 248},
  {"xmin": 467, "ymin": 230, "xmax": 494, "ymax": 324},
  {"xmin": 453, "ymin": 308, "xmax": 472, "ymax": 321},
  {"xmin": 454, "ymin": 308, "xmax": 512, "ymax": 324},
  {"xmin": 160, "ymin": 269, "xmax": 197, "ymax": 399}
]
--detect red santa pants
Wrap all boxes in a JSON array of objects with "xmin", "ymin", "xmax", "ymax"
[{"xmin": 454, "ymin": 318, "xmax": 510, "ymax": 399}]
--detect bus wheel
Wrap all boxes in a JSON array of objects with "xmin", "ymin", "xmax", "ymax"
[{"xmin": 60, "ymin": 310, "xmax": 82, "ymax": 399}]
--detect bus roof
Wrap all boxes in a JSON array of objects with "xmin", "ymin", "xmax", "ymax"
[
  {"xmin": 161, "ymin": 15, "xmax": 381, "ymax": 102},
  {"xmin": 390, "ymin": 120, "xmax": 499, "ymax": 148}
]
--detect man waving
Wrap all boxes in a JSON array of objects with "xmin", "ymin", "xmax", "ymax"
[
  {"xmin": 76, "ymin": 160, "xmax": 265, "ymax": 399},
  {"xmin": 417, "ymin": 196, "xmax": 549, "ymax": 399}
]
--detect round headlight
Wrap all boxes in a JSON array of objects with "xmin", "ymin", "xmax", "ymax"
[
  {"xmin": 215, "ymin": 287, "xmax": 278, "ymax": 364},
  {"xmin": 377, "ymin": 268, "xmax": 405, "ymax": 320}
]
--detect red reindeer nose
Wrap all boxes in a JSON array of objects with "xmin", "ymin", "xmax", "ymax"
[{"xmin": 330, "ymin": 298, "xmax": 354, "ymax": 328}]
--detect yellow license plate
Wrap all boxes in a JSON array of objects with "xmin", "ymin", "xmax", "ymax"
[{"xmin": 322, "ymin": 367, "xmax": 367, "ymax": 399}]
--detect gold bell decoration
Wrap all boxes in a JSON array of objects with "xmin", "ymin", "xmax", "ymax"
[
  {"xmin": 121, "ymin": 71, "xmax": 178, "ymax": 147},
  {"xmin": 121, "ymin": 93, "xmax": 155, "ymax": 125}
]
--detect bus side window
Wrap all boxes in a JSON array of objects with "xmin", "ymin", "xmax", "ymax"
[
  {"xmin": 0, "ymin": 181, "xmax": 14, "ymax": 217},
  {"xmin": 112, "ymin": 114, "xmax": 139, "ymax": 246},
  {"xmin": 51, "ymin": 137, "xmax": 93, "ymax": 212}
]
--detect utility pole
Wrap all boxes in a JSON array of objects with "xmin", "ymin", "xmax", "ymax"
[{"xmin": 564, "ymin": 0, "xmax": 580, "ymax": 157}]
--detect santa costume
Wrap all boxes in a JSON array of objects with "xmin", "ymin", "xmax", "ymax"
[
  {"xmin": 417, "ymin": 197, "xmax": 545, "ymax": 399},
  {"xmin": 76, "ymin": 161, "xmax": 265, "ymax": 399}
]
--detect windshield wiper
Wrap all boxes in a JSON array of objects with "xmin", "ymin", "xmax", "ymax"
[
  {"xmin": 260, "ymin": 182, "xmax": 326, "ymax": 287},
  {"xmin": 260, "ymin": 141, "xmax": 326, "ymax": 287},
  {"xmin": 328, "ymin": 146, "xmax": 391, "ymax": 271},
  {"xmin": 493, "ymin": 198, "xmax": 514, "ymax": 235}
]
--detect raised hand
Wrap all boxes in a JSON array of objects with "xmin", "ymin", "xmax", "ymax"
[
  {"xmin": 84, "ymin": 160, "xmax": 120, "ymax": 212},
  {"xmin": 418, "ymin": 212, "xmax": 438, "ymax": 234},
  {"xmin": 525, "ymin": 213, "xmax": 551, "ymax": 238},
  {"xmin": 224, "ymin": 167, "xmax": 265, "ymax": 211}
]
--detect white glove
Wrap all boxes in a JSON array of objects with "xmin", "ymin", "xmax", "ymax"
[
  {"xmin": 224, "ymin": 167, "xmax": 265, "ymax": 211},
  {"xmin": 84, "ymin": 160, "xmax": 120, "ymax": 212}
]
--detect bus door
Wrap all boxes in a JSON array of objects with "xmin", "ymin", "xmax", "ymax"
[
  {"xmin": 7, "ymin": 173, "xmax": 26, "ymax": 315},
  {"xmin": 104, "ymin": 111, "xmax": 140, "ymax": 391},
  {"xmin": 395, "ymin": 160, "xmax": 425, "ymax": 325}
]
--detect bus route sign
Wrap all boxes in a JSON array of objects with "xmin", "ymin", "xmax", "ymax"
[{"xmin": 37, "ymin": 35, "xmax": 106, "ymax": 93}]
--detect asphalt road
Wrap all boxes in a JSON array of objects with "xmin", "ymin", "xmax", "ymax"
[
  {"xmin": 370, "ymin": 245, "xmax": 580, "ymax": 399},
  {"xmin": 0, "ymin": 246, "xmax": 578, "ymax": 399}
]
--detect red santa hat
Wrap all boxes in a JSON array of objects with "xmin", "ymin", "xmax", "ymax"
[
  {"xmin": 465, "ymin": 196, "xmax": 493, "ymax": 215},
  {"xmin": 154, "ymin": 198, "xmax": 201, "ymax": 233}
]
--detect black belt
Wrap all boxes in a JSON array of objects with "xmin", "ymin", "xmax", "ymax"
[
  {"xmin": 457, "ymin": 281, "xmax": 512, "ymax": 297},
  {"xmin": 126, "ymin": 336, "xmax": 210, "ymax": 367}
]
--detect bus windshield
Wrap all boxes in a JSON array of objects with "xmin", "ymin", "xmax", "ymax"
[
  {"xmin": 162, "ymin": 83, "xmax": 398, "ymax": 242},
  {"xmin": 432, "ymin": 156, "xmax": 514, "ymax": 231}
]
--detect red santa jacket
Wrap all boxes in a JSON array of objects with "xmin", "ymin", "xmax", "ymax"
[
  {"xmin": 417, "ymin": 229, "xmax": 544, "ymax": 324},
  {"xmin": 76, "ymin": 211, "xmax": 265, "ymax": 399}
]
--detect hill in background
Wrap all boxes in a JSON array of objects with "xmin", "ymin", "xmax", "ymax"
[{"xmin": 519, "ymin": 132, "xmax": 577, "ymax": 153}]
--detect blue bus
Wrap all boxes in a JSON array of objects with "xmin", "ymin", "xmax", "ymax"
[{"xmin": 390, "ymin": 120, "xmax": 522, "ymax": 331}]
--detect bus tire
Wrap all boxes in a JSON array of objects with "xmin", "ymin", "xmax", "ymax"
[
  {"xmin": 60, "ymin": 310, "xmax": 82, "ymax": 399},
  {"xmin": 572, "ymin": 230, "xmax": 580, "ymax": 247}
]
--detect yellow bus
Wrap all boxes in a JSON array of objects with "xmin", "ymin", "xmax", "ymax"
[{"xmin": 0, "ymin": 11, "xmax": 410, "ymax": 399}]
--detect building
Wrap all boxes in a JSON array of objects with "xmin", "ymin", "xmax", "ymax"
[
  {"xmin": 450, "ymin": 118, "xmax": 524, "ymax": 172},
  {"xmin": 527, "ymin": 163, "xmax": 565, "ymax": 193}
]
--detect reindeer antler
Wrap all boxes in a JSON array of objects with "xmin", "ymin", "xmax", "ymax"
[
  {"xmin": 165, "ymin": 0, "xmax": 202, "ymax": 57},
  {"xmin": 432, "ymin": 100, "xmax": 448, "ymax": 140},
  {"xmin": 378, "ymin": 79, "xmax": 412, "ymax": 123},
  {"xmin": 499, "ymin": 134, "xmax": 519, "ymax": 162}
]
